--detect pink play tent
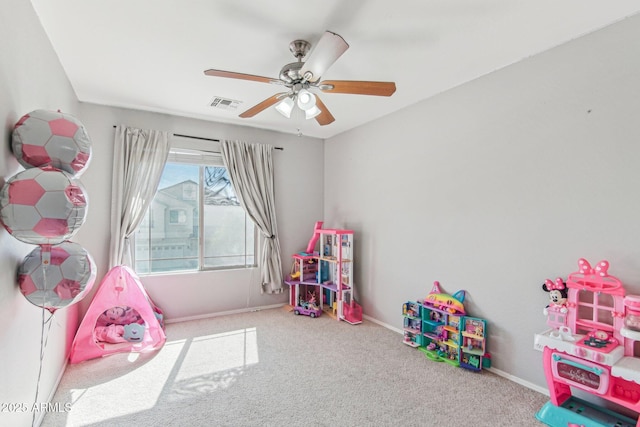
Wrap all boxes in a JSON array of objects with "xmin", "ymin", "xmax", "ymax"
[{"xmin": 69, "ymin": 265, "xmax": 166, "ymax": 363}]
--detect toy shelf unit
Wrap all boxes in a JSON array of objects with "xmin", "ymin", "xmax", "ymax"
[
  {"xmin": 402, "ymin": 301, "xmax": 422, "ymax": 347},
  {"xmin": 534, "ymin": 258, "xmax": 640, "ymax": 427},
  {"xmin": 402, "ymin": 281, "xmax": 489, "ymax": 372},
  {"xmin": 420, "ymin": 303, "xmax": 487, "ymax": 371},
  {"xmin": 427, "ymin": 308, "xmax": 458, "ymax": 366},
  {"xmin": 460, "ymin": 317, "xmax": 488, "ymax": 372},
  {"xmin": 284, "ymin": 221, "xmax": 362, "ymax": 324}
]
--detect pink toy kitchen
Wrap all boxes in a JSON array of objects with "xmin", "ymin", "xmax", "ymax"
[{"xmin": 535, "ymin": 258, "xmax": 640, "ymax": 427}]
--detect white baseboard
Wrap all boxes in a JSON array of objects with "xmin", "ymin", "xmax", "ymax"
[
  {"xmin": 363, "ymin": 313, "xmax": 549, "ymax": 397},
  {"xmin": 363, "ymin": 313, "xmax": 404, "ymax": 334},
  {"xmin": 165, "ymin": 303, "xmax": 287, "ymax": 324},
  {"xmin": 34, "ymin": 358, "xmax": 69, "ymax": 427},
  {"xmin": 487, "ymin": 367, "xmax": 549, "ymax": 396}
]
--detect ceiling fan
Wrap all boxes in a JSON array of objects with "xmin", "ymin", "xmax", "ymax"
[{"xmin": 204, "ymin": 31, "xmax": 396, "ymax": 126}]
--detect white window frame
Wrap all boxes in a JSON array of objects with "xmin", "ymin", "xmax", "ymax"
[{"xmin": 133, "ymin": 138, "xmax": 257, "ymax": 275}]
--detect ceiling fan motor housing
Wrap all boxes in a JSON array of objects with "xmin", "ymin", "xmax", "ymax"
[{"xmin": 279, "ymin": 62, "xmax": 304, "ymax": 84}]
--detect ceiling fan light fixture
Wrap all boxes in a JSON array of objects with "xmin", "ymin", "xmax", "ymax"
[
  {"xmin": 275, "ymin": 96, "xmax": 294, "ymax": 118},
  {"xmin": 296, "ymin": 89, "xmax": 316, "ymax": 111},
  {"xmin": 304, "ymin": 105, "xmax": 322, "ymax": 120},
  {"xmin": 302, "ymin": 71, "xmax": 314, "ymax": 82}
]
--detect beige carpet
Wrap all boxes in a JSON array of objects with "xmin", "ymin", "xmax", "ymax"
[{"xmin": 42, "ymin": 307, "xmax": 548, "ymax": 426}]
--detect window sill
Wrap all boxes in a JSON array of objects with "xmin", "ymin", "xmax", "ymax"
[{"xmin": 137, "ymin": 265, "xmax": 259, "ymax": 278}]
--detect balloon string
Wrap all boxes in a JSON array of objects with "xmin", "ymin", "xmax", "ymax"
[{"xmin": 32, "ymin": 293, "xmax": 54, "ymax": 426}]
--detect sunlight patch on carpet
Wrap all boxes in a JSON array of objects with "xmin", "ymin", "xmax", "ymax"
[
  {"xmin": 65, "ymin": 340, "xmax": 188, "ymax": 424},
  {"xmin": 178, "ymin": 327, "xmax": 259, "ymax": 379},
  {"xmin": 167, "ymin": 327, "xmax": 259, "ymax": 400},
  {"xmin": 63, "ymin": 328, "xmax": 260, "ymax": 424}
]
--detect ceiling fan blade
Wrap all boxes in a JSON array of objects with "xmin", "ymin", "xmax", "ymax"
[
  {"xmin": 239, "ymin": 93, "xmax": 287, "ymax": 118},
  {"xmin": 300, "ymin": 31, "xmax": 349, "ymax": 83},
  {"xmin": 204, "ymin": 69, "xmax": 280, "ymax": 85},
  {"xmin": 319, "ymin": 80, "xmax": 396, "ymax": 96},
  {"xmin": 314, "ymin": 96, "xmax": 335, "ymax": 126}
]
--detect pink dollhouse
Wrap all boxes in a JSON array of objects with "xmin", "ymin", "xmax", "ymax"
[
  {"xmin": 535, "ymin": 258, "xmax": 640, "ymax": 426},
  {"xmin": 284, "ymin": 221, "xmax": 362, "ymax": 324}
]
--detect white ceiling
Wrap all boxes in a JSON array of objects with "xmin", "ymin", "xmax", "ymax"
[{"xmin": 30, "ymin": 0, "xmax": 640, "ymax": 139}]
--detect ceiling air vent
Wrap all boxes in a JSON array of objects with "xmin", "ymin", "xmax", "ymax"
[{"xmin": 209, "ymin": 96, "xmax": 241, "ymax": 110}]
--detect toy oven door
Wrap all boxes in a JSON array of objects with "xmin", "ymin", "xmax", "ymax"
[{"xmin": 551, "ymin": 352, "xmax": 610, "ymax": 395}]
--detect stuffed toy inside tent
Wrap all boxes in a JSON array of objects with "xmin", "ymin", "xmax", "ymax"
[{"xmin": 69, "ymin": 265, "xmax": 166, "ymax": 363}]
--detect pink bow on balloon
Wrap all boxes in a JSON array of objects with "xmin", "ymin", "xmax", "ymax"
[
  {"xmin": 544, "ymin": 278, "xmax": 565, "ymax": 291},
  {"xmin": 578, "ymin": 258, "xmax": 609, "ymax": 276}
]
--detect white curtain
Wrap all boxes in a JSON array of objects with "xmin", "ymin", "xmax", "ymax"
[
  {"xmin": 221, "ymin": 140, "xmax": 283, "ymax": 294},
  {"xmin": 109, "ymin": 125, "xmax": 171, "ymax": 268}
]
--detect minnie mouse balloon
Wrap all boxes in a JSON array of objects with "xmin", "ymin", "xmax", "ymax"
[
  {"xmin": 0, "ymin": 166, "xmax": 88, "ymax": 245},
  {"xmin": 18, "ymin": 241, "xmax": 96, "ymax": 312},
  {"xmin": 12, "ymin": 109, "xmax": 92, "ymax": 177}
]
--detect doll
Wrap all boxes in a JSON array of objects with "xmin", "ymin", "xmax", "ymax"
[{"xmin": 542, "ymin": 278, "xmax": 568, "ymax": 315}]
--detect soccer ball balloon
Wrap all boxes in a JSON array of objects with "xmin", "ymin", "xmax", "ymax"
[
  {"xmin": 0, "ymin": 166, "xmax": 88, "ymax": 245},
  {"xmin": 12, "ymin": 109, "xmax": 92, "ymax": 176},
  {"xmin": 18, "ymin": 241, "xmax": 96, "ymax": 312}
]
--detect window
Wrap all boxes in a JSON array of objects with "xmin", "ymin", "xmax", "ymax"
[
  {"xmin": 134, "ymin": 148, "xmax": 256, "ymax": 274},
  {"xmin": 169, "ymin": 209, "xmax": 187, "ymax": 224},
  {"xmin": 575, "ymin": 289, "xmax": 615, "ymax": 335}
]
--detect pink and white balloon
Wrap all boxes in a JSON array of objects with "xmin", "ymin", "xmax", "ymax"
[
  {"xmin": 18, "ymin": 241, "xmax": 96, "ymax": 312},
  {"xmin": 12, "ymin": 109, "xmax": 92, "ymax": 176},
  {"xmin": 0, "ymin": 166, "xmax": 88, "ymax": 245}
]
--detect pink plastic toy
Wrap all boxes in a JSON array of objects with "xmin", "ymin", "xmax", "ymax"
[
  {"xmin": 535, "ymin": 259, "xmax": 640, "ymax": 426},
  {"xmin": 285, "ymin": 221, "xmax": 362, "ymax": 324},
  {"xmin": 305, "ymin": 221, "xmax": 324, "ymax": 254}
]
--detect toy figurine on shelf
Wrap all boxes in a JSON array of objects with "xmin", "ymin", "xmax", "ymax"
[
  {"xmin": 307, "ymin": 291, "xmax": 318, "ymax": 310},
  {"xmin": 542, "ymin": 278, "xmax": 569, "ymax": 329}
]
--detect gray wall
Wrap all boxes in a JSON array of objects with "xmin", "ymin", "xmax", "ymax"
[
  {"xmin": 0, "ymin": 1, "xmax": 81, "ymax": 426},
  {"xmin": 324, "ymin": 14, "xmax": 640, "ymax": 390}
]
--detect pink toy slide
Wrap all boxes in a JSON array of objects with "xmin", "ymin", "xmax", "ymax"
[
  {"xmin": 69, "ymin": 265, "xmax": 166, "ymax": 363},
  {"xmin": 305, "ymin": 221, "xmax": 323, "ymax": 253}
]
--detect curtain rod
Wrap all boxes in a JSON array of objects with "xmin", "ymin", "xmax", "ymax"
[{"xmin": 112, "ymin": 125, "xmax": 283, "ymax": 150}]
